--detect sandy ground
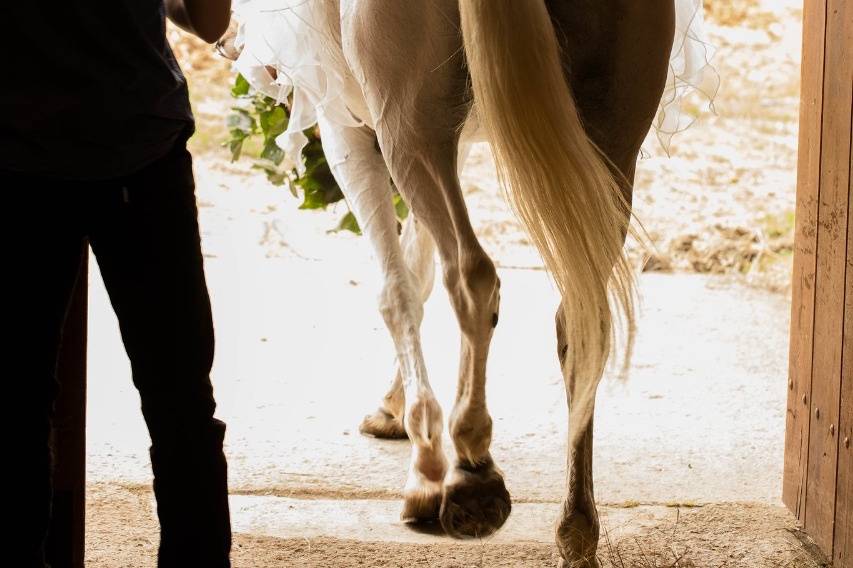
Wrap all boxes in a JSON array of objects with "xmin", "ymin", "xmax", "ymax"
[
  {"xmin": 87, "ymin": 484, "xmax": 826, "ymax": 568},
  {"xmin": 79, "ymin": 1, "xmax": 828, "ymax": 566}
]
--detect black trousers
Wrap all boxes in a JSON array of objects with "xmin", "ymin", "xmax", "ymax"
[{"xmin": 5, "ymin": 143, "xmax": 232, "ymax": 567}]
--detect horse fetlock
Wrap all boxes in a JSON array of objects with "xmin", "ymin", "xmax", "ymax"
[
  {"xmin": 449, "ymin": 404, "xmax": 493, "ymax": 464},
  {"xmin": 405, "ymin": 396, "xmax": 444, "ymax": 445},
  {"xmin": 412, "ymin": 444, "xmax": 448, "ymax": 483},
  {"xmin": 400, "ymin": 398, "xmax": 447, "ymax": 522}
]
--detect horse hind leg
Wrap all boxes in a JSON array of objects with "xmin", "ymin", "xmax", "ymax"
[
  {"xmin": 360, "ymin": 215, "xmax": 436, "ymax": 440},
  {"xmin": 317, "ymin": 117, "xmax": 447, "ymax": 522},
  {"xmin": 555, "ymin": 306, "xmax": 601, "ymax": 568}
]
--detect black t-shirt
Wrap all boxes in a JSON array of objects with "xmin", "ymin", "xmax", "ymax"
[{"xmin": 2, "ymin": 1, "xmax": 194, "ymax": 180}]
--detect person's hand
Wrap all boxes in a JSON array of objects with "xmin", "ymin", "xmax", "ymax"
[
  {"xmin": 213, "ymin": 19, "xmax": 277, "ymax": 81},
  {"xmin": 166, "ymin": 0, "xmax": 232, "ymax": 44},
  {"xmin": 214, "ymin": 19, "xmax": 241, "ymax": 61}
]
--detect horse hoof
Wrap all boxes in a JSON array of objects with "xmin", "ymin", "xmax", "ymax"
[
  {"xmin": 401, "ymin": 483, "xmax": 442, "ymax": 523},
  {"xmin": 439, "ymin": 457, "xmax": 511, "ymax": 539},
  {"xmin": 359, "ymin": 408, "xmax": 407, "ymax": 439},
  {"xmin": 556, "ymin": 507, "xmax": 600, "ymax": 568}
]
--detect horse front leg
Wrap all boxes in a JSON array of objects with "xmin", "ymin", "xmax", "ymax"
[
  {"xmin": 360, "ymin": 216, "xmax": 436, "ymax": 440},
  {"xmin": 318, "ymin": 117, "xmax": 448, "ymax": 522}
]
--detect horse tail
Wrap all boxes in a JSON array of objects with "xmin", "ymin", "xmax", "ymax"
[{"xmin": 459, "ymin": 0, "xmax": 636, "ymax": 440}]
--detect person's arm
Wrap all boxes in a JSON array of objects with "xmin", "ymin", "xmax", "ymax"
[{"xmin": 165, "ymin": 0, "xmax": 232, "ymax": 44}]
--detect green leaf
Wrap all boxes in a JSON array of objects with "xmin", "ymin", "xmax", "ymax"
[
  {"xmin": 226, "ymin": 73, "xmax": 397, "ymax": 235},
  {"xmin": 330, "ymin": 211, "xmax": 362, "ymax": 235},
  {"xmin": 251, "ymin": 158, "xmax": 279, "ymax": 173},
  {"xmin": 231, "ymin": 74, "xmax": 251, "ymax": 97},
  {"xmin": 251, "ymin": 159, "xmax": 290, "ymax": 186},
  {"xmin": 260, "ymin": 140, "xmax": 285, "ymax": 165},
  {"xmin": 297, "ymin": 182, "xmax": 328, "ymax": 210},
  {"xmin": 393, "ymin": 193, "xmax": 409, "ymax": 222},
  {"xmin": 266, "ymin": 169, "xmax": 289, "ymax": 186},
  {"xmin": 229, "ymin": 138, "xmax": 245, "ymax": 162},
  {"xmin": 260, "ymin": 106, "xmax": 288, "ymax": 140}
]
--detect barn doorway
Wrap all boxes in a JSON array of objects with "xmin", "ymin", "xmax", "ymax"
[{"xmin": 49, "ymin": 0, "xmax": 848, "ymax": 566}]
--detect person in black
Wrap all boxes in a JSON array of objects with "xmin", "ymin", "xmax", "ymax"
[{"xmin": 3, "ymin": 1, "xmax": 233, "ymax": 566}]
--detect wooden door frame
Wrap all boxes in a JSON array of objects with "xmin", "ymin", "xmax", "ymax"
[{"xmin": 783, "ymin": 0, "xmax": 852, "ymax": 564}]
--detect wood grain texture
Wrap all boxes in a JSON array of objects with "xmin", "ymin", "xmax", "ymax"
[
  {"xmin": 805, "ymin": 0, "xmax": 853, "ymax": 555},
  {"xmin": 834, "ymin": 67, "xmax": 853, "ymax": 568},
  {"xmin": 784, "ymin": 0, "xmax": 828, "ymax": 518}
]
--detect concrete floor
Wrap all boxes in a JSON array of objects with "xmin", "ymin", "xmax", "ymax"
[{"xmin": 85, "ymin": 158, "xmax": 791, "ymax": 511}]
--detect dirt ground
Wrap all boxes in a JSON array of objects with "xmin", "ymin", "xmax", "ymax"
[
  {"xmin": 79, "ymin": 1, "xmax": 826, "ymax": 567},
  {"xmin": 87, "ymin": 483, "xmax": 827, "ymax": 567}
]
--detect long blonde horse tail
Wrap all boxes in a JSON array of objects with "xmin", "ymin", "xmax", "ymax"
[{"xmin": 459, "ymin": 0, "xmax": 637, "ymax": 443}]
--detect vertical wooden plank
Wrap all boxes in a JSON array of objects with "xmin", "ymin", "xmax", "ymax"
[
  {"xmin": 805, "ymin": 0, "xmax": 853, "ymax": 555},
  {"xmin": 784, "ymin": 0, "xmax": 828, "ymax": 517},
  {"xmin": 835, "ymin": 92, "xmax": 853, "ymax": 568},
  {"xmin": 46, "ymin": 250, "xmax": 88, "ymax": 568}
]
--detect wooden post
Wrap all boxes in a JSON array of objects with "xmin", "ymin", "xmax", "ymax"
[
  {"xmin": 46, "ymin": 249, "xmax": 88, "ymax": 568},
  {"xmin": 784, "ymin": 0, "xmax": 852, "ymax": 564}
]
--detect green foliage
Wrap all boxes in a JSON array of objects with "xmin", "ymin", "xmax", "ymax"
[
  {"xmin": 226, "ymin": 74, "xmax": 407, "ymax": 234},
  {"xmin": 333, "ymin": 211, "xmax": 361, "ymax": 234},
  {"xmin": 393, "ymin": 194, "xmax": 409, "ymax": 221}
]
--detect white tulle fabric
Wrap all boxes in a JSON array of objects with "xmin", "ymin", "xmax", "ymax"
[
  {"xmin": 232, "ymin": 0, "xmax": 360, "ymax": 173},
  {"xmin": 233, "ymin": 0, "xmax": 718, "ymax": 168},
  {"xmin": 655, "ymin": 0, "xmax": 719, "ymax": 154}
]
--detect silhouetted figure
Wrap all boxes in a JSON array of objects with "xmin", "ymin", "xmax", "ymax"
[{"xmin": 3, "ymin": 1, "xmax": 233, "ymax": 566}]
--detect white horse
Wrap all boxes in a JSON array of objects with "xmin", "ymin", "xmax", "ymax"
[{"xmin": 221, "ymin": 1, "xmax": 715, "ymax": 564}]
